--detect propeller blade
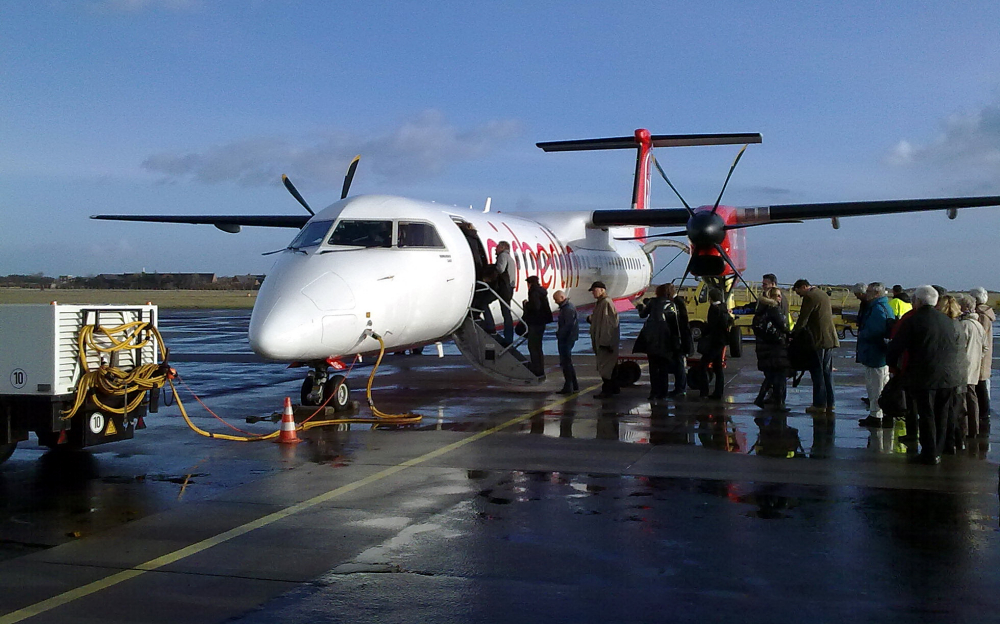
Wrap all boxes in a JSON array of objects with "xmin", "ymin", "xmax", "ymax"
[
  {"xmin": 282, "ymin": 174, "xmax": 314, "ymax": 215},
  {"xmin": 342, "ymin": 155, "xmax": 360, "ymax": 199},
  {"xmin": 713, "ymin": 243, "xmax": 757, "ymax": 299},
  {"xmin": 653, "ymin": 156, "xmax": 694, "ymax": 216},
  {"xmin": 711, "ymin": 144, "xmax": 750, "ymax": 215},
  {"xmin": 722, "ymin": 219, "xmax": 804, "ymax": 231}
]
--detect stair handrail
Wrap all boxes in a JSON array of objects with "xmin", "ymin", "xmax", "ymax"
[{"xmin": 471, "ymin": 280, "xmax": 528, "ymax": 358}]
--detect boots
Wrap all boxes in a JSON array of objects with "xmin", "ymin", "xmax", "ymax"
[{"xmin": 754, "ymin": 386, "xmax": 768, "ymax": 409}]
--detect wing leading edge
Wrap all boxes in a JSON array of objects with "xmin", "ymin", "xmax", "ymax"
[
  {"xmin": 590, "ymin": 196, "xmax": 1000, "ymax": 228},
  {"xmin": 90, "ymin": 214, "xmax": 311, "ymax": 233}
]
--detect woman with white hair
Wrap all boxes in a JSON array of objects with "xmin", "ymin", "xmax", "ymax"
[
  {"xmin": 956, "ymin": 294, "xmax": 987, "ymax": 441},
  {"xmin": 971, "ymin": 287, "xmax": 994, "ymax": 435}
]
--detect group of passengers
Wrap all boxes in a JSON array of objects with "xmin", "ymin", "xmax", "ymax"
[
  {"xmin": 882, "ymin": 285, "xmax": 994, "ymax": 464},
  {"xmin": 477, "ymin": 246, "xmax": 995, "ymax": 461},
  {"xmin": 751, "ymin": 278, "xmax": 993, "ymax": 464}
]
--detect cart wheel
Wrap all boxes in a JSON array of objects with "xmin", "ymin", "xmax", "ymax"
[
  {"xmin": 728, "ymin": 325, "xmax": 743, "ymax": 358},
  {"xmin": 615, "ymin": 361, "xmax": 642, "ymax": 386},
  {"xmin": 689, "ymin": 321, "xmax": 704, "ymax": 343},
  {"xmin": 0, "ymin": 442, "xmax": 15, "ymax": 464}
]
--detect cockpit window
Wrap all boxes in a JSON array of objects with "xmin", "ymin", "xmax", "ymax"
[
  {"xmin": 327, "ymin": 220, "xmax": 393, "ymax": 248},
  {"xmin": 288, "ymin": 220, "xmax": 333, "ymax": 249},
  {"xmin": 397, "ymin": 221, "xmax": 444, "ymax": 248}
]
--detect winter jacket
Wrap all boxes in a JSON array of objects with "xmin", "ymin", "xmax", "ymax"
[
  {"xmin": 522, "ymin": 284, "xmax": 552, "ymax": 326},
  {"xmin": 753, "ymin": 296, "xmax": 789, "ymax": 372},
  {"xmin": 590, "ymin": 295, "xmax": 619, "ymax": 351},
  {"xmin": 794, "ymin": 287, "xmax": 840, "ymax": 349},
  {"xmin": 556, "ymin": 299, "xmax": 579, "ymax": 348},
  {"xmin": 887, "ymin": 305, "xmax": 965, "ymax": 390},
  {"xmin": 976, "ymin": 304, "xmax": 995, "ymax": 380},
  {"xmin": 888, "ymin": 297, "xmax": 912, "ymax": 318},
  {"xmin": 634, "ymin": 296, "xmax": 684, "ymax": 358},
  {"xmin": 697, "ymin": 302, "xmax": 732, "ymax": 358},
  {"xmin": 957, "ymin": 313, "xmax": 987, "ymax": 385},
  {"xmin": 856, "ymin": 296, "xmax": 893, "ymax": 368}
]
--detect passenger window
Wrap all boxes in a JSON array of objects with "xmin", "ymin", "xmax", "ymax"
[
  {"xmin": 397, "ymin": 221, "xmax": 444, "ymax": 248},
  {"xmin": 328, "ymin": 220, "xmax": 392, "ymax": 248}
]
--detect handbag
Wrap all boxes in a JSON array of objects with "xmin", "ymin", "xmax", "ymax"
[
  {"xmin": 877, "ymin": 375, "xmax": 907, "ymax": 416},
  {"xmin": 788, "ymin": 331, "xmax": 818, "ymax": 371}
]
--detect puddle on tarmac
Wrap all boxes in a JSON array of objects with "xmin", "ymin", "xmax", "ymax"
[{"xmin": 462, "ymin": 469, "xmax": 999, "ymax": 532}]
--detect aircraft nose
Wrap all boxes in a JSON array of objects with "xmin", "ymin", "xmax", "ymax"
[
  {"xmin": 249, "ymin": 270, "xmax": 364, "ymax": 360},
  {"xmin": 249, "ymin": 293, "xmax": 324, "ymax": 360}
]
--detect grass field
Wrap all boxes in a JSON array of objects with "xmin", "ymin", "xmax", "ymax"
[{"xmin": 0, "ymin": 288, "xmax": 257, "ymax": 309}]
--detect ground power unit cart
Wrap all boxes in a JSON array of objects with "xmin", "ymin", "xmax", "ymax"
[{"xmin": 0, "ymin": 304, "xmax": 167, "ymax": 464}]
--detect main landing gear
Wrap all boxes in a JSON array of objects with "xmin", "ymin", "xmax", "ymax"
[{"xmin": 300, "ymin": 363, "xmax": 351, "ymax": 411}]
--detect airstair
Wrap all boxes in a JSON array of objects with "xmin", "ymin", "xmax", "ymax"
[{"xmin": 451, "ymin": 282, "xmax": 545, "ymax": 386}]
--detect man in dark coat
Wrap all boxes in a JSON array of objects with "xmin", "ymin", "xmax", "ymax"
[
  {"xmin": 553, "ymin": 290, "xmax": 579, "ymax": 394},
  {"xmin": 793, "ymin": 279, "xmax": 841, "ymax": 413},
  {"xmin": 634, "ymin": 284, "xmax": 683, "ymax": 402},
  {"xmin": 694, "ymin": 287, "xmax": 731, "ymax": 399},
  {"xmin": 887, "ymin": 285, "xmax": 965, "ymax": 464},
  {"xmin": 665, "ymin": 283, "xmax": 690, "ymax": 396},
  {"xmin": 522, "ymin": 276, "xmax": 552, "ymax": 377}
]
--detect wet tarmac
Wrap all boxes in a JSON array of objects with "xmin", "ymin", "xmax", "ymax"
[{"xmin": 1, "ymin": 309, "xmax": 999, "ymax": 623}]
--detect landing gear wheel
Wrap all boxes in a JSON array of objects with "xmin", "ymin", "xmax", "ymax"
[
  {"xmin": 0, "ymin": 442, "xmax": 15, "ymax": 464},
  {"xmin": 301, "ymin": 376, "xmax": 320, "ymax": 406},
  {"xmin": 323, "ymin": 375, "xmax": 350, "ymax": 412},
  {"xmin": 615, "ymin": 361, "xmax": 642, "ymax": 386}
]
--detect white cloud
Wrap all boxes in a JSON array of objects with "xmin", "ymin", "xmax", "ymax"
[
  {"xmin": 142, "ymin": 111, "xmax": 523, "ymax": 188},
  {"xmin": 889, "ymin": 101, "xmax": 1000, "ymax": 174}
]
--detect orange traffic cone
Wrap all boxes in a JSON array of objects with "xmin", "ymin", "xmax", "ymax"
[{"xmin": 276, "ymin": 397, "xmax": 302, "ymax": 444}]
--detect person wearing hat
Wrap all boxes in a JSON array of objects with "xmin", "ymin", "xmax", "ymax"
[
  {"xmin": 588, "ymin": 281, "xmax": 620, "ymax": 398},
  {"xmin": 522, "ymin": 275, "xmax": 552, "ymax": 377}
]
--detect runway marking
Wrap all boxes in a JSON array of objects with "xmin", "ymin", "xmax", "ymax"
[{"xmin": 0, "ymin": 384, "xmax": 601, "ymax": 624}]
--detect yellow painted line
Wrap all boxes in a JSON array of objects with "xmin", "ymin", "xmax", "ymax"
[{"xmin": 0, "ymin": 385, "xmax": 600, "ymax": 624}]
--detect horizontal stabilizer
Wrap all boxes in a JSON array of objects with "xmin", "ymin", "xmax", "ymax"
[
  {"xmin": 91, "ymin": 214, "xmax": 310, "ymax": 229},
  {"xmin": 537, "ymin": 133, "xmax": 762, "ymax": 152}
]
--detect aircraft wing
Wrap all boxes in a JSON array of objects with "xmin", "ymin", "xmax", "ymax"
[
  {"xmin": 590, "ymin": 196, "xmax": 1000, "ymax": 227},
  {"xmin": 90, "ymin": 214, "xmax": 310, "ymax": 232}
]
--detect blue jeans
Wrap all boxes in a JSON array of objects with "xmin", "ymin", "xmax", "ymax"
[{"xmin": 809, "ymin": 348, "xmax": 835, "ymax": 407}]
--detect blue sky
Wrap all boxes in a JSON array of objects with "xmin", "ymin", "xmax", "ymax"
[{"xmin": 3, "ymin": 1, "xmax": 1000, "ymax": 288}]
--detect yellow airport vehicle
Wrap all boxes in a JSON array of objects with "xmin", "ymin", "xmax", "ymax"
[{"xmin": 676, "ymin": 279, "xmax": 859, "ymax": 340}]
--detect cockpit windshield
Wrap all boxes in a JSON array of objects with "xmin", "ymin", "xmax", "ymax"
[
  {"xmin": 288, "ymin": 220, "xmax": 333, "ymax": 250},
  {"xmin": 327, "ymin": 220, "xmax": 393, "ymax": 248}
]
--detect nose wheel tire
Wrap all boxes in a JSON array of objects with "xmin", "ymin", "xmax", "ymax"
[
  {"xmin": 301, "ymin": 373, "xmax": 351, "ymax": 411},
  {"xmin": 324, "ymin": 375, "xmax": 351, "ymax": 412}
]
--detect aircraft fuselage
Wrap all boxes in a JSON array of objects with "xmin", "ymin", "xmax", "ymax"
[{"xmin": 248, "ymin": 194, "xmax": 652, "ymax": 361}]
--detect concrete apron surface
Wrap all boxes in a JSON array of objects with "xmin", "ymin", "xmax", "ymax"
[{"xmin": 1, "ymin": 345, "xmax": 999, "ymax": 624}]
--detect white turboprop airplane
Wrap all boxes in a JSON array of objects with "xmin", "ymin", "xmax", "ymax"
[{"xmin": 94, "ymin": 129, "xmax": 1000, "ymax": 409}]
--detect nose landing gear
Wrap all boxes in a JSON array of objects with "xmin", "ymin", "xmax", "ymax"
[{"xmin": 300, "ymin": 365, "xmax": 351, "ymax": 411}]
